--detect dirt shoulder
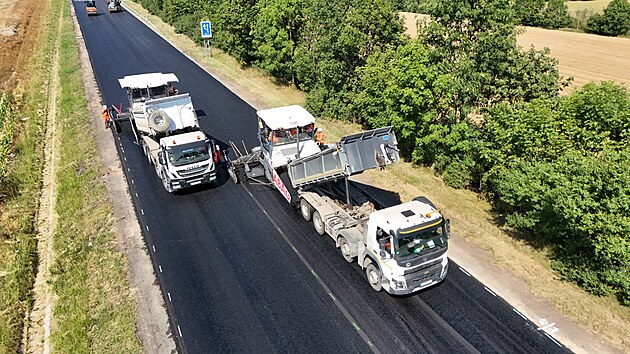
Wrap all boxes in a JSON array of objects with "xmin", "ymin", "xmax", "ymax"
[
  {"xmin": 69, "ymin": 3, "xmax": 176, "ymax": 354},
  {"xmin": 123, "ymin": 2, "xmax": 628, "ymax": 353}
]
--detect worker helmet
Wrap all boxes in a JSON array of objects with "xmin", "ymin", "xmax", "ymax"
[{"xmin": 102, "ymin": 105, "xmax": 107, "ymax": 110}]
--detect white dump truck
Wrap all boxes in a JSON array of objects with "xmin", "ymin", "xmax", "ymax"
[
  {"xmin": 113, "ymin": 73, "xmax": 220, "ymax": 193},
  {"xmin": 227, "ymin": 105, "xmax": 450, "ymax": 295}
]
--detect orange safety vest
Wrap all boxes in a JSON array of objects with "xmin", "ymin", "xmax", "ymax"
[
  {"xmin": 102, "ymin": 109, "xmax": 110, "ymax": 122},
  {"xmin": 316, "ymin": 130, "xmax": 326, "ymax": 144}
]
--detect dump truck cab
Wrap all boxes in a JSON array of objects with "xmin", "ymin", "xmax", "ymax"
[{"xmin": 363, "ymin": 198, "xmax": 450, "ymax": 294}]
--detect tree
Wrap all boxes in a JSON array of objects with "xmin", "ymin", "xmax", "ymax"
[
  {"xmin": 251, "ymin": 0, "xmax": 305, "ymax": 84},
  {"xmin": 294, "ymin": 0, "xmax": 404, "ymax": 117},
  {"xmin": 213, "ymin": 0, "xmax": 259, "ymax": 64},
  {"xmin": 586, "ymin": 0, "xmax": 630, "ymax": 36},
  {"xmin": 419, "ymin": 0, "xmax": 565, "ymax": 117},
  {"xmin": 514, "ymin": 0, "xmax": 571, "ymax": 29}
]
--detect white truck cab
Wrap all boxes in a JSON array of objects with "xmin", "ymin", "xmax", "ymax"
[
  {"xmin": 115, "ymin": 73, "xmax": 219, "ymax": 193},
  {"xmin": 363, "ymin": 197, "xmax": 450, "ymax": 294}
]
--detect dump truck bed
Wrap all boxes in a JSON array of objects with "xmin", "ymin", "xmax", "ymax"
[{"xmin": 288, "ymin": 126, "xmax": 399, "ymax": 188}]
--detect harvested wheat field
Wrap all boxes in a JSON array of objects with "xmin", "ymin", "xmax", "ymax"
[
  {"xmin": 400, "ymin": 13, "xmax": 630, "ymax": 92},
  {"xmin": 518, "ymin": 27, "xmax": 630, "ymax": 92}
]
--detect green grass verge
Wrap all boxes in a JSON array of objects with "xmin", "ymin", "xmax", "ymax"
[{"xmin": 47, "ymin": 0, "xmax": 141, "ymax": 352}]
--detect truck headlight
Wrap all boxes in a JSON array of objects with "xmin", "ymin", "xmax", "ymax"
[{"xmin": 392, "ymin": 279, "xmax": 407, "ymax": 290}]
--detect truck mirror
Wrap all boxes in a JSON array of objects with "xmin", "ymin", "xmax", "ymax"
[
  {"xmin": 157, "ymin": 151, "xmax": 166, "ymax": 165},
  {"xmin": 445, "ymin": 219, "xmax": 451, "ymax": 238}
]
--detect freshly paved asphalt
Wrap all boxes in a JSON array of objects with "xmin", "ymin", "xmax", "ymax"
[{"xmin": 73, "ymin": 2, "xmax": 571, "ymax": 353}]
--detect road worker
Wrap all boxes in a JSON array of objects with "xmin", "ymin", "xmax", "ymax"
[
  {"xmin": 316, "ymin": 128, "xmax": 326, "ymax": 149},
  {"xmin": 101, "ymin": 105, "xmax": 111, "ymax": 129}
]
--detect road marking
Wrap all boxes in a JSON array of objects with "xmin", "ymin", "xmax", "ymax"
[
  {"xmin": 484, "ymin": 287, "xmax": 497, "ymax": 297},
  {"xmin": 512, "ymin": 308, "xmax": 527, "ymax": 320},
  {"xmin": 167, "ymin": 292, "xmax": 172, "ymax": 302},
  {"xmin": 538, "ymin": 322, "xmax": 556, "ymax": 331},
  {"xmin": 146, "ymin": 225, "xmax": 149, "ymax": 231},
  {"xmin": 127, "ymin": 168, "xmax": 130, "ymax": 172},
  {"xmin": 152, "ymin": 245, "xmax": 156, "ymax": 252},
  {"xmin": 131, "ymin": 179, "xmax": 134, "ymax": 184},
  {"xmin": 159, "ymin": 265, "xmax": 163, "ymax": 273},
  {"xmin": 544, "ymin": 332, "xmax": 562, "ymax": 347},
  {"xmin": 177, "ymin": 325, "xmax": 182, "ymax": 337},
  {"xmin": 459, "ymin": 267, "xmax": 471, "ymax": 277},
  {"xmin": 141, "ymin": 208, "xmax": 144, "ymax": 215},
  {"xmin": 240, "ymin": 183, "xmax": 381, "ymax": 354},
  {"xmin": 352, "ymin": 322, "xmax": 361, "ymax": 332},
  {"xmin": 135, "ymin": 192, "xmax": 138, "ymax": 197}
]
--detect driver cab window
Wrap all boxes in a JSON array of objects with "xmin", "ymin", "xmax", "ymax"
[
  {"xmin": 150, "ymin": 85, "xmax": 168, "ymax": 99},
  {"xmin": 131, "ymin": 88, "xmax": 148, "ymax": 102},
  {"xmin": 376, "ymin": 227, "xmax": 392, "ymax": 256}
]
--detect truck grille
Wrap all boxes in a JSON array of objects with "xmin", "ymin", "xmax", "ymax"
[
  {"xmin": 177, "ymin": 164, "xmax": 209, "ymax": 177},
  {"xmin": 406, "ymin": 262, "xmax": 443, "ymax": 288}
]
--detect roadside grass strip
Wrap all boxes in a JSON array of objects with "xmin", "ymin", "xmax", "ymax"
[
  {"xmin": 47, "ymin": 0, "xmax": 141, "ymax": 352},
  {"xmin": 0, "ymin": 1, "xmax": 52, "ymax": 351}
]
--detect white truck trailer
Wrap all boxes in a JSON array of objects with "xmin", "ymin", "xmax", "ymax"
[
  {"xmin": 113, "ymin": 73, "xmax": 220, "ymax": 193},
  {"xmin": 227, "ymin": 106, "xmax": 450, "ymax": 295}
]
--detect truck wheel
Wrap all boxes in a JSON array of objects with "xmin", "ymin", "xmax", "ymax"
[
  {"xmin": 300, "ymin": 199, "xmax": 312, "ymax": 221},
  {"xmin": 312, "ymin": 211, "xmax": 325, "ymax": 235},
  {"xmin": 228, "ymin": 165, "xmax": 239, "ymax": 184},
  {"xmin": 366, "ymin": 263, "xmax": 382, "ymax": 292},
  {"xmin": 338, "ymin": 237, "xmax": 354, "ymax": 263},
  {"xmin": 161, "ymin": 172, "xmax": 173, "ymax": 193}
]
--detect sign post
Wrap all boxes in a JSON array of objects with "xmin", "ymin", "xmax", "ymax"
[{"xmin": 200, "ymin": 20, "xmax": 212, "ymax": 57}]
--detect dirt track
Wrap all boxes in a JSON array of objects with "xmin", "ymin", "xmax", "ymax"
[{"xmin": 518, "ymin": 27, "xmax": 630, "ymax": 91}]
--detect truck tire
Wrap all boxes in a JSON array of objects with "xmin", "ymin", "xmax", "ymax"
[
  {"xmin": 338, "ymin": 237, "xmax": 354, "ymax": 263},
  {"xmin": 227, "ymin": 164, "xmax": 239, "ymax": 184},
  {"xmin": 366, "ymin": 263, "xmax": 382, "ymax": 292},
  {"xmin": 300, "ymin": 199, "xmax": 312, "ymax": 221},
  {"xmin": 312, "ymin": 211, "xmax": 325, "ymax": 235},
  {"xmin": 161, "ymin": 171, "xmax": 173, "ymax": 193},
  {"xmin": 148, "ymin": 110, "xmax": 171, "ymax": 132}
]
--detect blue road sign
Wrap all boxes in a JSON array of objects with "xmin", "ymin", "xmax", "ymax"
[{"xmin": 200, "ymin": 21, "xmax": 212, "ymax": 39}]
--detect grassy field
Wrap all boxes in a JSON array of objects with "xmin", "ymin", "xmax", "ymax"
[
  {"xmin": 0, "ymin": 0, "xmax": 50, "ymax": 349},
  {"xmin": 566, "ymin": 0, "xmax": 612, "ymax": 15},
  {"xmin": 0, "ymin": 0, "xmax": 141, "ymax": 352},
  {"xmin": 47, "ymin": 0, "xmax": 141, "ymax": 352},
  {"xmin": 124, "ymin": 1, "xmax": 630, "ymax": 351}
]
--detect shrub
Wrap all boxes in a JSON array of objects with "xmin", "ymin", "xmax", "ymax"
[{"xmin": 586, "ymin": 0, "xmax": 630, "ymax": 36}]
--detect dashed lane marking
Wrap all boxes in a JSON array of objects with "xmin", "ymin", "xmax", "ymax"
[
  {"xmin": 135, "ymin": 192, "xmax": 138, "ymax": 197},
  {"xmin": 141, "ymin": 208, "xmax": 144, "ymax": 215},
  {"xmin": 146, "ymin": 225, "xmax": 149, "ymax": 231},
  {"xmin": 484, "ymin": 287, "xmax": 497, "ymax": 297},
  {"xmin": 512, "ymin": 308, "xmax": 527, "ymax": 320},
  {"xmin": 459, "ymin": 267, "xmax": 471, "ymax": 277},
  {"xmin": 167, "ymin": 293, "xmax": 172, "ymax": 302},
  {"xmin": 177, "ymin": 325, "xmax": 182, "ymax": 337},
  {"xmin": 152, "ymin": 245, "xmax": 156, "ymax": 252},
  {"xmin": 159, "ymin": 265, "xmax": 163, "ymax": 273},
  {"xmin": 544, "ymin": 332, "xmax": 562, "ymax": 347}
]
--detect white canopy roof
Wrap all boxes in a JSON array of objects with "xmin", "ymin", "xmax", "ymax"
[
  {"xmin": 257, "ymin": 105, "xmax": 315, "ymax": 130},
  {"xmin": 119, "ymin": 73, "xmax": 179, "ymax": 89}
]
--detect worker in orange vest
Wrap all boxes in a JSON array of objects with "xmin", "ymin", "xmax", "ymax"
[
  {"xmin": 316, "ymin": 128, "xmax": 326, "ymax": 149},
  {"xmin": 101, "ymin": 105, "xmax": 111, "ymax": 129}
]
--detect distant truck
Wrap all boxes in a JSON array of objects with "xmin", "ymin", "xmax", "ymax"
[
  {"xmin": 86, "ymin": 0, "xmax": 98, "ymax": 16},
  {"xmin": 113, "ymin": 73, "xmax": 220, "ymax": 193},
  {"xmin": 227, "ymin": 106, "xmax": 450, "ymax": 295},
  {"xmin": 108, "ymin": 0, "xmax": 122, "ymax": 13}
]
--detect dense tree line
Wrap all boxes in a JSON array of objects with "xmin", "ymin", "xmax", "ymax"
[{"xmin": 135, "ymin": 0, "xmax": 629, "ymax": 305}]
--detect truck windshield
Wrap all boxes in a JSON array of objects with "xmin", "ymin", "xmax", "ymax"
[
  {"xmin": 395, "ymin": 223, "xmax": 447, "ymax": 258},
  {"xmin": 168, "ymin": 142, "xmax": 209, "ymax": 166},
  {"xmin": 268, "ymin": 124, "xmax": 314, "ymax": 146}
]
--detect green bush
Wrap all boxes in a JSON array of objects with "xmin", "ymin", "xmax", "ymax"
[{"xmin": 586, "ymin": 0, "xmax": 630, "ymax": 36}]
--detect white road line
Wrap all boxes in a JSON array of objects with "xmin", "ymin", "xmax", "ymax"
[
  {"xmin": 135, "ymin": 192, "xmax": 138, "ymax": 197},
  {"xmin": 146, "ymin": 225, "xmax": 149, "ymax": 231},
  {"xmin": 152, "ymin": 245, "xmax": 156, "ymax": 252},
  {"xmin": 484, "ymin": 287, "xmax": 497, "ymax": 297},
  {"xmin": 538, "ymin": 322, "xmax": 557, "ymax": 331},
  {"xmin": 141, "ymin": 208, "xmax": 144, "ymax": 215},
  {"xmin": 459, "ymin": 267, "xmax": 471, "ymax": 277},
  {"xmin": 167, "ymin": 293, "xmax": 172, "ymax": 302},
  {"xmin": 544, "ymin": 333, "xmax": 562, "ymax": 347},
  {"xmin": 127, "ymin": 168, "xmax": 130, "ymax": 172},
  {"xmin": 512, "ymin": 308, "xmax": 527, "ymax": 320},
  {"xmin": 177, "ymin": 325, "xmax": 182, "ymax": 337},
  {"xmin": 131, "ymin": 179, "xmax": 134, "ymax": 184},
  {"xmin": 159, "ymin": 266, "xmax": 163, "ymax": 273}
]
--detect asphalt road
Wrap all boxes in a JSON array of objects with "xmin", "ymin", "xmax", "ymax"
[{"xmin": 73, "ymin": 2, "xmax": 571, "ymax": 353}]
